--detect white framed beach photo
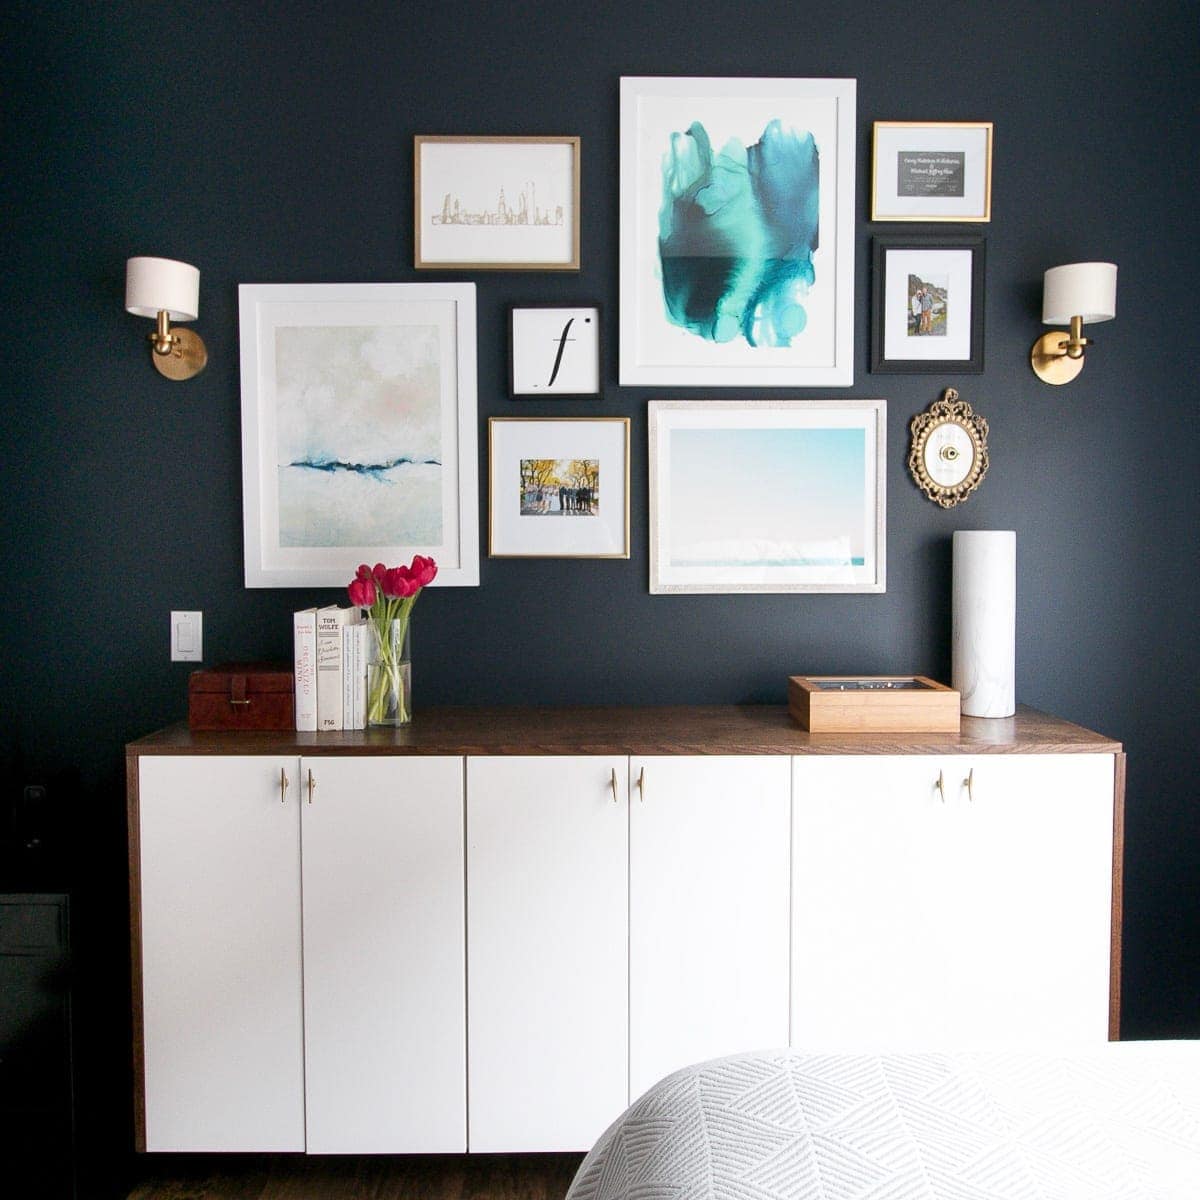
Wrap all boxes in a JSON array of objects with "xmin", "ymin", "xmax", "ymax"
[
  {"xmin": 238, "ymin": 282, "xmax": 479, "ymax": 587},
  {"xmin": 648, "ymin": 400, "xmax": 886, "ymax": 594}
]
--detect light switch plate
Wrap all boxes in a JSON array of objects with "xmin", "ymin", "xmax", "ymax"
[{"xmin": 171, "ymin": 611, "xmax": 203, "ymax": 662}]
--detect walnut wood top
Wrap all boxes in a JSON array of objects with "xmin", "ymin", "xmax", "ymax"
[{"xmin": 127, "ymin": 704, "xmax": 1121, "ymax": 757}]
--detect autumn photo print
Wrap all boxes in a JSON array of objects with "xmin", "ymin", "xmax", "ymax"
[
  {"xmin": 489, "ymin": 418, "xmax": 630, "ymax": 558},
  {"xmin": 520, "ymin": 459, "xmax": 599, "ymax": 515}
]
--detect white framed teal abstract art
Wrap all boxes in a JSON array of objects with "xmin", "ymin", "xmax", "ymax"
[
  {"xmin": 620, "ymin": 76, "xmax": 856, "ymax": 387},
  {"xmin": 238, "ymin": 282, "xmax": 479, "ymax": 587},
  {"xmin": 648, "ymin": 400, "xmax": 886, "ymax": 594}
]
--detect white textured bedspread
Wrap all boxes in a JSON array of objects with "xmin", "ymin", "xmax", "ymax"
[{"xmin": 566, "ymin": 1044, "xmax": 1200, "ymax": 1199}]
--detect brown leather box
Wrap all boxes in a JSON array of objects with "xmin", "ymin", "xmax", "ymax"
[{"xmin": 188, "ymin": 663, "xmax": 295, "ymax": 731}]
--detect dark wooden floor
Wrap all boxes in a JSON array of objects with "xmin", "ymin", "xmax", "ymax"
[{"xmin": 125, "ymin": 1154, "xmax": 586, "ymax": 1200}]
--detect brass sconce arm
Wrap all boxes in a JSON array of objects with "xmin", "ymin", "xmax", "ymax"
[
  {"xmin": 151, "ymin": 310, "xmax": 177, "ymax": 356},
  {"xmin": 1062, "ymin": 314, "xmax": 1090, "ymax": 360}
]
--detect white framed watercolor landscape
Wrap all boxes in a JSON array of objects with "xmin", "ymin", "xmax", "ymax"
[
  {"xmin": 619, "ymin": 76, "xmax": 856, "ymax": 387},
  {"xmin": 238, "ymin": 282, "xmax": 479, "ymax": 587},
  {"xmin": 648, "ymin": 399, "xmax": 886, "ymax": 594}
]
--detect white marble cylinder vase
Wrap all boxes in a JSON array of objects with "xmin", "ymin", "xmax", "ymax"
[{"xmin": 952, "ymin": 530, "xmax": 1016, "ymax": 718}]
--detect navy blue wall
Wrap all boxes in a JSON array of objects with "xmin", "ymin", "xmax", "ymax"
[{"xmin": 2, "ymin": 2, "xmax": 1197, "ymax": 1190}]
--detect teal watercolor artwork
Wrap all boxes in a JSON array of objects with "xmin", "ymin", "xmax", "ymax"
[
  {"xmin": 620, "ymin": 77, "xmax": 856, "ymax": 387},
  {"xmin": 658, "ymin": 119, "xmax": 820, "ymax": 349}
]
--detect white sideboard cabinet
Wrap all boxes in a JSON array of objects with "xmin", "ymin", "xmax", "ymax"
[
  {"xmin": 128, "ymin": 705, "xmax": 1124, "ymax": 1155},
  {"xmin": 465, "ymin": 754, "xmax": 790, "ymax": 1150},
  {"xmin": 134, "ymin": 753, "xmax": 465, "ymax": 1153},
  {"xmin": 791, "ymin": 753, "xmax": 1116, "ymax": 1050}
]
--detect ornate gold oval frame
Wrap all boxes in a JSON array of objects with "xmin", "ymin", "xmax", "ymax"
[{"xmin": 908, "ymin": 388, "xmax": 989, "ymax": 508}]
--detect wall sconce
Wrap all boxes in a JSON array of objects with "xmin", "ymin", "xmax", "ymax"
[
  {"xmin": 1030, "ymin": 261, "xmax": 1117, "ymax": 385},
  {"xmin": 125, "ymin": 256, "xmax": 208, "ymax": 380}
]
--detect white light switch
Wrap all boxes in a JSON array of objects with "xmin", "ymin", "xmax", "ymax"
[{"xmin": 171, "ymin": 611, "xmax": 203, "ymax": 662}]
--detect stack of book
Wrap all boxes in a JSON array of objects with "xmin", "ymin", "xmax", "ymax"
[{"xmin": 292, "ymin": 607, "xmax": 371, "ymax": 731}]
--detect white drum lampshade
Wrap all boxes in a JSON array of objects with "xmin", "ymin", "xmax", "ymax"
[
  {"xmin": 952, "ymin": 530, "xmax": 1016, "ymax": 719},
  {"xmin": 125, "ymin": 256, "xmax": 200, "ymax": 321},
  {"xmin": 1042, "ymin": 262, "xmax": 1117, "ymax": 325}
]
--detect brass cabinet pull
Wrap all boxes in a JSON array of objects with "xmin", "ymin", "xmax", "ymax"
[
  {"xmin": 279, "ymin": 768, "xmax": 289, "ymax": 804},
  {"xmin": 307, "ymin": 768, "xmax": 316, "ymax": 805},
  {"xmin": 963, "ymin": 768, "xmax": 975, "ymax": 802},
  {"xmin": 229, "ymin": 698, "xmax": 252, "ymax": 706},
  {"xmin": 610, "ymin": 768, "xmax": 618, "ymax": 803},
  {"xmin": 637, "ymin": 766, "xmax": 645, "ymax": 801},
  {"xmin": 935, "ymin": 770, "xmax": 946, "ymax": 803}
]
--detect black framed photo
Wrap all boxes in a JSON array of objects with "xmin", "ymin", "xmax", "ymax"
[
  {"xmin": 509, "ymin": 304, "xmax": 601, "ymax": 398},
  {"xmin": 871, "ymin": 236, "xmax": 985, "ymax": 374}
]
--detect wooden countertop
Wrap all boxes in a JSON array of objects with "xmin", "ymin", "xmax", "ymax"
[{"xmin": 127, "ymin": 704, "xmax": 1122, "ymax": 757}]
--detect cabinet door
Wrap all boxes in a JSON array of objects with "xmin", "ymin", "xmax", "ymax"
[
  {"xmin": 791, "ymin": 755, "xmax": 953, "ymax": 1050},
  {"xmin": 791, "ymin": 754, "xmax": 1114, "ymax": 1050},
  {"xmin": 300, "ymin": 756, "xmax": 465, "ymax": 1153},
  {"xmin": 941, "ymin": 754, "xmax": 1114, "ymax": 1043},
  {"xmin": 137, "ymin": 756, "xmax": 304, "ymax": 1151},
  {"xmin": 466, "ymin": 756, "xmax": 627, "ymax": 1152},
  {"xmin": 628, "ymin": 756, "xmax": 791, "ymax": 1099}
]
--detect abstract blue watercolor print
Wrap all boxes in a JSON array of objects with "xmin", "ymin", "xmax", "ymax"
[
  {"xmin": 658, "ymin": 119, "xmax": 819, "ymax": 348},
  {"xmin": 275, "ymin": 325, "xmax": 443, "ymax": 547}
]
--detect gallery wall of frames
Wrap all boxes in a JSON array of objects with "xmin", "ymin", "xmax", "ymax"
[{"xmin": 2, "ymin": 19, "xmax": 1196, "ymax": 1186}]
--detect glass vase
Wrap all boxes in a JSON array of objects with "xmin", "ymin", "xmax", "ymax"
[{"xmin": 367, "ymin": 618, "xmax": 412, "ymax": 727}]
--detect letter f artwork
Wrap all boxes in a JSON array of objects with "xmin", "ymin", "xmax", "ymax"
[{"xmin": 547, "ymin": 317, "xmax": 576, "ymax": 387}]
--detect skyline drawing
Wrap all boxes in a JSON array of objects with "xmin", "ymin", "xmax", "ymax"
[{"xmin": 433, "ymin": 182, "xmax": 564, "ymax": 228}]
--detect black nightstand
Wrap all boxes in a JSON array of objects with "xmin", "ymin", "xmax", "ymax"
[{"xmin": 0, "ymin": 893, "xmax": 76, "ymax": 1199}]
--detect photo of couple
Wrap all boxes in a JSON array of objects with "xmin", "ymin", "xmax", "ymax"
[{"xmin": 908, "ymin": 274, "xmax": 948, "ymax": 337}]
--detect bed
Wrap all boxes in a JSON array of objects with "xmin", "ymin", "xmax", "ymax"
[{"xmin": 565, "ymin": 1044, "xmax": 1200, "ymax": 1199}]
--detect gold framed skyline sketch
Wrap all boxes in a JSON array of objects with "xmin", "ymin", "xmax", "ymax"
[{"xmin": 414, "ymin": 135, "xmax": 581, "ymax": 270}]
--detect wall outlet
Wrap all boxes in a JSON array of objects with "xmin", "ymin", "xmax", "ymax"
[{"xmin": 171, "ymin": 611, "xmax": 203, "ymax": 662}]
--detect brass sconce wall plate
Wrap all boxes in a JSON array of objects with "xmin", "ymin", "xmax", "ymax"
[
  {"xmin": 908, "ymin": 388, "xmax": 989, "ymax": 508},
  {"xmin": 1030, "ymin": 318, "xmax": 1086, "ymax": 385},
  {"xmin": 150, "ymin": 326, "xmax": 208, "ymax": 380}
]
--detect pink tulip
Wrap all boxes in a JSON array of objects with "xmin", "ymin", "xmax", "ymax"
[
  {"xmin": 372, "ymin": 562, "xmax": 388, "ymax": 585},
  {"xmin": 355, "ymin": 564, "xmax": 373, "ymax": 582},
  {"xmin": 410, "ymin": 554, "xmax": 438, "ymax": 587},
  {"xmin": 348, "ymin": 577, "xmax": 376, "ymax": 608},
  {"xmin": 383, "ymin": 567, "xmax": 418, "ymax": 598}
]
